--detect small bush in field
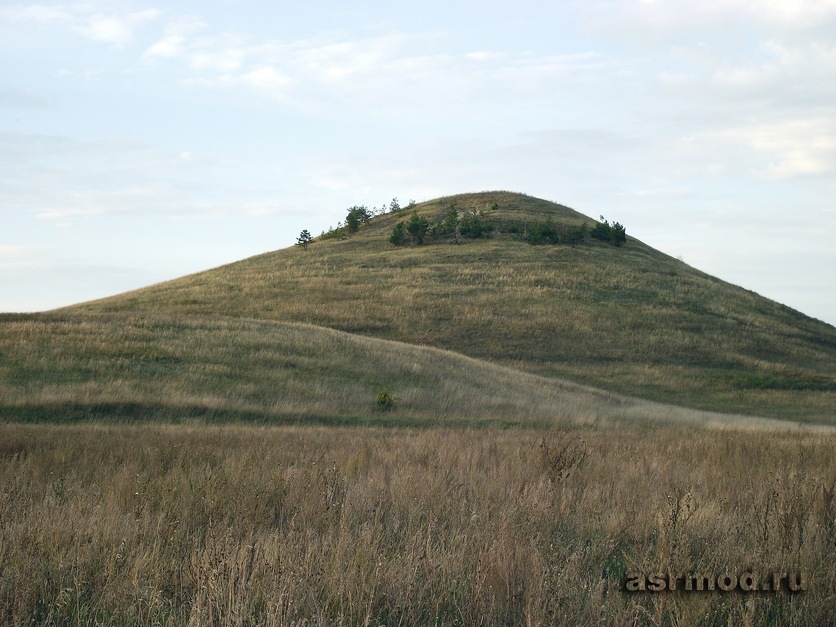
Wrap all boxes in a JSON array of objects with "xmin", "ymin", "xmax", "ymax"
[{"xmin": 376, "ymin": 387, "xmax": 395, "ymax": 410}]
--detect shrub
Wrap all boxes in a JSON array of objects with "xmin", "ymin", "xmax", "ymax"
[
  {"xmin": 527, "ymin": 218, "xmax": 559, "ymax": 245},
  {"xmin": 406, "ymin": 212, "xmax": 430, "ymax": 245},
  {"xmin": 389, "ymin": 222, "xmax": 408, "ymax": 246},
  {"xmin": 564, "ymin": 223, "xmax": 588, "ymax": 247},
  {"xmin": 432, "ymin": 205, "xmax": 460, "ymax": 242},
  {"xmin": 459, "ymin": 210, "xmax": 493, "ymax": 239},
  {"xmin": 376, "ymin": 387, "xmax": 395, "ymax": 410}
]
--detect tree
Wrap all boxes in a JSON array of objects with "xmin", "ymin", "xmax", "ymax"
[
  {"xmin": 344, "ymin": 205, "xmax": 372, "ymax": 234},
  {"xmin": 406, "ymin": 212, "xmax": 430, "ymax": 245},
  {"xmin": 296, "ymin": 229, "xmax": 314, "ymax": 251},
  {"xmin": 610, "ymin": 221, "xmax": 626, "ymax": 246},
  {"xmin": 389, "ymin": 222, "xmax": 408, "ymax": 245},
  {"xmin": 433, "ymin": 204, "xmax": 460, "ymax": 242},
  {"xmin": 527, "ymin": 218, "xmax": 559, "ymax": 244},
  {"xmin": 564, "ymin": 223, "xmax": 588, "ymax": 248},
  {"xmin": 459, "ymin": 210, "xmax": 493, "ymax": 239}
]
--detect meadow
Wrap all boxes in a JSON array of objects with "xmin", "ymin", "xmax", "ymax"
[{"xmin": 1, "ymin": 422, "xmax": 833, "ymax": 626}]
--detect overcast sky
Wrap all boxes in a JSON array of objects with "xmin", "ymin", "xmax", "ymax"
[{"xmin": 2, "ymin": 0, "xmax": 835, "ymax": 325}]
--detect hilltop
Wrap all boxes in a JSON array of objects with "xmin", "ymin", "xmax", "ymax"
[{"xmin": 50, "ymin": 190, "xmax": 834, "ymax": 424}]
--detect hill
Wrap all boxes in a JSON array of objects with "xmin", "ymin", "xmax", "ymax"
[
  {"xmin": 59, "ymin": 191, "xmax": 834, "ymax": 424},
  {"xmin": 2, "ymin": 311, "xmax": 800, "ymax": 429}
]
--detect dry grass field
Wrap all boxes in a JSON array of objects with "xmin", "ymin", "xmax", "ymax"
[
  {"xmin": 1, "ymin": 422, "xmax": 833, "ymax": 626},
  {"xmin": 0, "ymin": 312, "xmax": 802, "ymax": 430}
]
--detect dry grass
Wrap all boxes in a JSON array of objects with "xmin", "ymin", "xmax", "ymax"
[
  {"xmin": 0, "ymin": 312, "xmax": 814, "ymax": 430},
  {"xmin": 1, "ymin": 422, "xmax": 833, "ymax": 626},
  {"xmin": 65, "ymin": 191, "xmax": 836, "ymax": 422}
]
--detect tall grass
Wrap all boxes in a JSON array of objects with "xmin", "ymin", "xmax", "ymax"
[{"xmin": 1, "ymin": 422, "xmax": 833, "ymax": 626}]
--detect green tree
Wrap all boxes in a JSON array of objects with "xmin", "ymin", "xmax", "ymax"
[
  {"xmin": 433, "ymin": 204, "xmax": 460, "ymax": 242},
  {"xmin": 564, "ymin": 223, "xmax": 588, "ymax": 247},
  {"xmin": 296, "ymin": 229, "xmax": 314, "ymax": 251},
  {"xmin": 344, "ymin": 205, "xmax": 371, "ymax": 234},
  {"xmin": 611, "ymin": 221, "xmax": 626, "ymax": 246},
  {"xmin": 459, "ymin": 210, "xmax": 493, "ymax": 239},
  {"xmin": 527, "ymin": 218, "xmax": 559, "ymax": 244},
  {"xmin": 406, "ymin": 212, "xmax": 430, "ymax": 245},
  {"xmin": 389, "ymin": 222, "xmax": 408, "ymax": 245}
]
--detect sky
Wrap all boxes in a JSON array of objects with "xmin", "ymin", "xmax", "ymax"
[{"xmin": 1, "ymin": 0, "xmax": 835, "ymax": 326}]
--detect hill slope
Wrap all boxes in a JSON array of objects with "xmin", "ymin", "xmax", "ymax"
[
  {"xmin": 65, "ymin": 191, "xmax": 835, "ymax": 423},
  {"xmin": 3, "ymin": 311, "xmax": 800, "ymax": 429}
]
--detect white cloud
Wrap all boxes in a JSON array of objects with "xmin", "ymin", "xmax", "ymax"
[
  {"xmin": 77, "ymin": 9, "xmax": 160, "ymax": 45},
  {"xmin": 140, "ymin": 24, "xmax": 618, "ymax": 116},
  {"xmin": 142, "ymin": 16, "xmax": 208, "ymax": 59},
  {"xmin": 241, "ymin": 66, "xmax": 291, "ymax": 93},
  {"xmin": 586, "ymin": 0, "xmax": 836, "ymax": 34},
  {"xmin": 1, "ymin": 3, "xmax": 159, "ymax": 46},
  {"xmin": 0, "ymin": 4, "xmax": 72, "ymax": 22}
]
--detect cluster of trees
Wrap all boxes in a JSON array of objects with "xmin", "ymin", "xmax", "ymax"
[
  {"xmin": 526, "ymin": 218, "xmax": 587, "ymax": 247},
  {"xmin": 315, "ymin": 198, "xmax": 413, "ymax": 243},
  {"xmin": 526, "ymin": 215, "xmax": 626, "ymax": 247},
  {"xmin": 298, "ymin": 199, "xmax": 626, "ymax": 252},
  {"xmin": 390, "ymin": 203, "xmax": 495, "ymax": 247},
  {"xmin": 389, "ymin": 212, "xmax": 430, "ymax": 245},
  {"xmin": 590, "ymin": 216, "xmax": 627, "ymax": 246}
]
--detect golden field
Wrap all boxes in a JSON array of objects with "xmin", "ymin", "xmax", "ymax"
[{"xmin": 1, "ymin": 422, "xmax": 833, "ymax": 626}]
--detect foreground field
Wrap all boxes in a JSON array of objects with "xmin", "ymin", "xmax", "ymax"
[{"xmin": 1, "ymin": 423, "xmax": 833, "ymax": 626}]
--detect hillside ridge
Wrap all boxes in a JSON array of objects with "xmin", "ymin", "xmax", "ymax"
[{"xmin": 57, "ymin": 191, "xmax": 836, "ymax": 423}]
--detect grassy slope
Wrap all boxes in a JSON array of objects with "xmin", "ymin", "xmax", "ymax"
[
  {"xmin": 68, "ymin": 191, "xmax": 835, "ymax": 423},
  {"xmin": 2, "ymin": 312, "xmax": 799, "ymax": 429}
]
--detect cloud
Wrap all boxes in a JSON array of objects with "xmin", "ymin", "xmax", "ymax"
[
  {"xmin": 77, "ymin": 9, "xmax": 160, "ymax": 45},
  {"xmin": 241, "ymin": 66, "xmax": 291, "ymax": 93},
  {"xmin": 0, "ymin": 4, "xmax": 72, "ymax": 22},
  {"xmin": 142, "ymin": 23, "xmax": 617, "ymax": 116},
  {"xmin": 142, "ymin": 16, "xmax": 208, "ymax": 59},
  {"xmin": 583, "ymin": 0, "xmax": 836, "ymax": 38},
  {"xmin": 1, "ymin": 3, "xmax": 160, "ymax": 46}
]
